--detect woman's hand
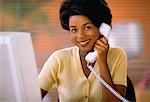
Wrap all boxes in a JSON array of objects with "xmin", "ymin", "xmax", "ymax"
[{"xmin": 94, "ymin": 37, "xmax": 109, "ymax": 64}]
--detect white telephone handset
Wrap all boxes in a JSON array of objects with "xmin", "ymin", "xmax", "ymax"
[
  {"xmin": 85, "ymin": 23, "xmax": 111, "ymax": 63},
  {"xmin": 85, "ymin": 23, "xmax": 129, "ymax": 102}
]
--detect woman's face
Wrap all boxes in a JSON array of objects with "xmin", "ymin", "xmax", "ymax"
[{"xmin": 69, "ymin": 15, "xmax": 100, "ymax": 52}]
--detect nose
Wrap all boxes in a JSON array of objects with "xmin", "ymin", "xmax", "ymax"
[{"xmin": 77, "ymin": 29, "xmax": 85, "ymax": 37}]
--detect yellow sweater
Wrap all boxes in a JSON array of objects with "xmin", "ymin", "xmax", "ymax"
[{"xmin": 39, "ymin": 46, "xmax": 127, "ymax": 102}]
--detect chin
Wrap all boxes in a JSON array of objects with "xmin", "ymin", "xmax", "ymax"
[
  {"xmin": 79, "ymin": 47, "xmax": 93, "ymax": 53},
  {"xmin": 76, "ymin": 43, "xmax": 94, "ymax": 52}
]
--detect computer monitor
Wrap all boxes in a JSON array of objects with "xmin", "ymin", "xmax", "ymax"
[{"xmin": 0, "ymin": 32, "xmax": 41, "ymax": 102}]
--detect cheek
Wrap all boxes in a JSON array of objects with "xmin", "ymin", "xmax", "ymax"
[
  {"xmin": 92, "ymin": 31, "xmax": 100, "ymax": 39},
  {"xmin": 70, "ymin": 35, "xmax": 76, "ymax": 44}
]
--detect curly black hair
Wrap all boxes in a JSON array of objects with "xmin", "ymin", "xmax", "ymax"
[{"xmin": 59, "ymin": 0, "xmax": 112, "ymax": 30}]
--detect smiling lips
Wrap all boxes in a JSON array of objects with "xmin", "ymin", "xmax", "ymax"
[{"xmin": 78, "ymin": 39, "xmax": 90, "ymax": 46}]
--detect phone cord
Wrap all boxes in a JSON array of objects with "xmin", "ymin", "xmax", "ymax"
[{"xmin": 87, "ymin": 64, "xmax": 130, "ymax": 102}]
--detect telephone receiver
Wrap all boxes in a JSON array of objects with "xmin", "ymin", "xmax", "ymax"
[{"xmin": 85, "ymin": 23, "xmax": 111, "ymax": 63}]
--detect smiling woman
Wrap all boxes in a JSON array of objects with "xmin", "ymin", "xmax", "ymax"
[{"xmin": 39, "ymin": 0, "xmax": 128, "ymax": 102}]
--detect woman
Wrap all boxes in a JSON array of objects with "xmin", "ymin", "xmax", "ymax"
[{"xmin": 39, "ymin": 0, "xmax": 127, "ymax": 101}]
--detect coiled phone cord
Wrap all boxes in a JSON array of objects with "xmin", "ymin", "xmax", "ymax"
[{"xmin": 87, "ymin": 64, "xmax": 129, "ymax": 102}]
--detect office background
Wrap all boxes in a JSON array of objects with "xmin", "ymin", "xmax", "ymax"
[{"xmin": 0, "ymin": 0, "xmax": 150, "ymax": 101}]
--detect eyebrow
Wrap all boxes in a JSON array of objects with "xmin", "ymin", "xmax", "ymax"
[
  {"xmin": 82, "ymin": 23, "xmax": 92, "ymax": 26},
  {"xmin": 69, "ymin": 22, "xmax": 92, "ymax": 28}
]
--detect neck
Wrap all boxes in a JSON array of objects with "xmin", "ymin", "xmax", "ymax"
[
  {"xmin": 79, "ymin": 49, "xmax": 95, "ymax": 68},
  {"xmin": 79, "ymin": 49, "xmax": 88, "ymax": 58}
]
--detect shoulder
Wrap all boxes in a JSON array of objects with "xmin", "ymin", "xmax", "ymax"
[
  {"xmin": 49, "ymin": 46, "xmax": 78, "ymax": 60},
  {"xmin": 53, "ymin": 46, "xmax": 78, "ymax": 56},
  {"xmin": 108, "ymin": 47, "xmax": 127, "ymax": 56},
  {"xmin": 43, "ymin": 46, "xmax": 78, "ymax": 69},
  {"xmin": 108, "ymin": 47, "xmax": 127, "ymax": 61}
]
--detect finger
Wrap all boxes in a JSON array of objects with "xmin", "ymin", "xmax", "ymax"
[
  {"xmin": 100, "ymin": 37, "xmax": 108, "ymax": 45},
  {"xmin": 96, "ymin": 40, "xmax": 107, "ymax": 47},
  {"xmin": 95, "ymin": 43, "xmax": 105, "ymax": 51},
  {"xmin": 95, "ymin": 42, "xmax": 109, "ymax": 51}
]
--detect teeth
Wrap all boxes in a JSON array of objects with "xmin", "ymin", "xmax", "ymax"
[{"xmin": 79, "ymin": 40, "xmax": 89, "ymax": 46}]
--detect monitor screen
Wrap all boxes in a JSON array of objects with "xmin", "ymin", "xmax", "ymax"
[{"xmin": 0, "ymin": 32, "xmax": 41, "ymax": 102}]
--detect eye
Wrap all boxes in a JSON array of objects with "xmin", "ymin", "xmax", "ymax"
[
  {"xmin": 69, "ymin": 28, "xmax": 78, "ymax": 34},
  {"xmin": 84, "ymin": 26, "xmax": 92, "ymax": 30}
]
